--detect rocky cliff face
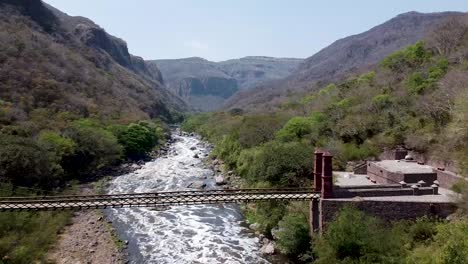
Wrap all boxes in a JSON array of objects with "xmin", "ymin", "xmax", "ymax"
[
  {"xmin": 0, "ymin": 0, "xmax": 187, "ymax": 121},
  {"xmin": 225, "ymin": 11, "xmax": 464, "ymax": 111},
  {"xmin": 45, "ymin": 3, "xmax": 162, "ymax": 83},
  {"xmin": 147, "ymin": 56, "xmax": 302, "ymax": 111},
  {"xmin": 219, "ymin": 56, "xmax": 302, "ymax": 90}
]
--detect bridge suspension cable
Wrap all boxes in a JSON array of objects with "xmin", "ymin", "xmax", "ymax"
[{"xmin": 0, "ymin": 188, "xmax": 319, "ymax": 211}]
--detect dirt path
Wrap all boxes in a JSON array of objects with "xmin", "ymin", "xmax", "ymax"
[{"xmin": 47, "ymin": 185, "xmax": 125, "ymax": 264}]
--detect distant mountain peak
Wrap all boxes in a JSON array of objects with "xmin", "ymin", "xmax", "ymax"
[{"xmin": 148, "ymin": 56, "xmax": 303, "ymax": 111}]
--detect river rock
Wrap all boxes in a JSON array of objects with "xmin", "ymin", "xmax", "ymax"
[
  {"xmin": 249, "ymin": 223, "xmax": 260, "ymax": 231},
  {"xmin": 259, "ymin": 234, "xmax": 265, "ymax": 242},
  {"xmin": 131, "ymin": 164, "xmax": 141, "ymax": 170},
  {"xmin": 213, "ymin": 159, "xmax": 220, "ymax": 165},
  {"xmin": 187, "ymin": 181, "xmax": 206, "ymax": 189},
  {"xmin": 190, "ymin": 146, "xmax": 197, "ymax": 150},
  {"xmin": 260, "ymin": 241, "xmax": 275, "ymax": 255},
  {"xmin": 215, "ymin": 175, "xmax": 226, "ymax": 185},
  {"xmin": 271, "ymin": 227, "xmax": 283, "ymax": 240},
  {"xmin": 193, "ymin": 154, "xmax": 199, "ymax": 158}
]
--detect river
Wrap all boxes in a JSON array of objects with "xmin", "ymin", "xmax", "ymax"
[{"xmin": 105, "ymin": 131, "xmax": 270, "ymax": 264}]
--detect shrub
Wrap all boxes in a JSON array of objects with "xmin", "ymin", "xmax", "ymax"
[
  {"xmin": 63, "ymin": 120, "xmax": 123, "ymax": 175},
  {"xmin": 113, "ymin": 122, "xmax": 158, "ymax": 159},
  {"xmin": 407, "ymin": 220, "xmax": 468, "ymax": 264},
  {"xmin": 406, "ymin": 72, "xmax": 429, "ymax": 94},
  {"xmin": 236, "ymin": 141, "xmax": 313, "ymax": 186},
  {"xmin": 372, "ymin": 94, "xmax": 392, "ymax": 109},
  {"xmin": 213, "ymin": 133, "xmax": 242, "ymax": 168},
  {"xmin": 381, "ymin": 41, "xmax": 431, "ymax": 71},
  {"xmin": 276, "ymin": 116, "xmax": 314, "ymax": 142},
  {"xmin": 181, "ymin": 113, "xmax": 211, "ymax": 132},
  {"xmin": 276, "ymin": 113, "xmax": 327, "ymax": 144},
  {"xmin": 0, "ymin": 134, "xmax": 61, "ymax": 187},
  {"xmin": 314, "ymin": 206, "xmax": 404, "ymax": 264},
  {"xmin": 245, "ymin": 201, "xmax": 287, "ymax": 234},
  {"xmin": 276, "ymin": 211, "xmax": 311, "ymax": 256},
  {"xmin": 38, "ymin": 131, "xmax": 76, "ymax": 158},
  {"xmin": 238, "ymin": 115, "xmax": 284, "ymax": 148},
  {"xmin": 0, "ymin": 209, "xmax": 71, "ymax": 264},
  {"xmin": 428, "ymin": 58, "xmax": 449, "ymax": 81}
]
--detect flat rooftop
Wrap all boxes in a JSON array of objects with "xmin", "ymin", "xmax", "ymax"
[
  {"xmin": 333, "ymin": 171, "xmax": 457, "ymax": 203},
  {"xmin": 371, "ymin": 160, "xmax": 435, "ymax": 174}
]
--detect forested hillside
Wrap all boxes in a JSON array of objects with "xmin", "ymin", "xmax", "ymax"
[
  {"xmin": 182, "ymin": 14, "xmax": 468, "ymax": 260},
  {"xmin": 0, "ymin": 1, "xmax": 183, "ymax": 261},
  {"xmin": 0, "ymin": 0, "xmax": 186, "ymax": 122},
  {"xmin": 0, "ymin": 0, "xmax": 186, "ymax": 189},
  {"xmin": 225, "ymin": 11, "xmax": 465, "ymax": 111}
]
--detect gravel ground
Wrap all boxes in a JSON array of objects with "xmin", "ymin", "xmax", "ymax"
[{"xmin": 47, "ymin": 185, "xmax": 125, "ymax": 264}]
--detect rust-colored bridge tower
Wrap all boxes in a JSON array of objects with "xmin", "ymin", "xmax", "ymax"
[{"xmin": 310, "ymin": 149, "xmax": 333, "ymax": 234}]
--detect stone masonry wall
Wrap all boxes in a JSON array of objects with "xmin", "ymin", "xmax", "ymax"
[
  {"xmin": 435, "ymin": 169, "xmax": 467, "ymax": 189},
  {"xmin": 319, "ymin": 199, "xmax": 457, "ymax": 230}
]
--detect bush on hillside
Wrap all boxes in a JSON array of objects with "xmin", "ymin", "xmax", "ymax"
[
  {"xmin": 0, "ymin": 133, "xmax": 61, "ymax": 187},
  {"xmin": 314, "ymin": 206, "xmax": 404, "ymax": 264},
  {"xmin": 381, "ymin": 41, "xmax": 432, "ymax": 71},
  {"xmin": 276, "ymin": 113, "xmax": 327, "ymax": 144},
  {"xmin": 238, "ymin": 115, "xmax": 285, "ymax": 148},
  {"xmin": 113, "ymin": 122, "xmax": 158, "ymax": 159},
  {"xmin": 245, "ymin": 201, "xmax": 287, "ymax": 235},
  {"xmin": 407, "ymin": 220, "xmax": 468, "ymax": 264},
  {"xmin": 0, "ymin": 210, "xmax": 71, "ymax": 264},
  {"xmin": 63, "ymin": 120, "xmax": 123, "ymax": 175},
  {"xmin": 236, "ymin": 141, "xmax": 313, "ymax": 186},
  {"xmin": 276, "ymin": 210, "xmax": 311, "ymax": 256},
  {"xmin": 213, "ymin": 133, "xmax": 242, "ymax": 168}
]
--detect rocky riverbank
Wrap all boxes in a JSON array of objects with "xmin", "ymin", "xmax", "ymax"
[
  {"xmin": 189, "ymin": 135, "xmax": 285, "ymax": 261},
  {"xmin": 189, "ymin": 133, "xmax": 294, "ymax": 263},
  {"xmin": 47, "ymin": 185, "xmax": 126, "ymax": 264}
]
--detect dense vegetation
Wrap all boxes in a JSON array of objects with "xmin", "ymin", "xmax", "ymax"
[
  {"xmin": 0, "ymin": 114, "xmax": 169, "ymax": 189},
  {"xmin": 314, "ymin": 206, "xmax": 467, "ymax": 264},
  {"xmin": 0, "ymin": 183, "xmax": 71, "ymax": 264},
  {"xmin": 0, "ymin": 113, "xmax": 169, "ymax": 262},
  {"xmin": 182, "ymin": 16, "xmax": 468, "ymax": 261},
  {"xmin": 0, "ymin": 2, "xmax": 181, "ymax": 261}
]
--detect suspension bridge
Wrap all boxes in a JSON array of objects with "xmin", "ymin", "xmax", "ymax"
[{"xmin": 0, "ymin": 188, "xmax": 320, "ymax": 211}]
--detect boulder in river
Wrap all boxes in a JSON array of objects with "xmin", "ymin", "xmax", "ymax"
[
  {"xmin": 193, "ymin": 154, "xmax": 199, "ymax": 158},
  {"xmin": 260, "ymin": 241, "xmax": 275, "ymax": 255},
  {"xmin": 187, "ymin": 181, "xmax": 206, "ymax": 189},
  {"xmin": 215, "ymin": 175, "xmax": 226, "ymax": 185},
  {"xmin": 131, "ymin": 164, "xmax": 141, "ymax": 170},
  {"xmin": 190, "ymin": 146, "xmax": 197, "ymax": 150},
  {"xmin": 249, "ymin": 223, "xmax": 260, "ymax": 231},
  {"xmin": 271, "ymin": 227, "xmax": 283, "ymax": 240}
]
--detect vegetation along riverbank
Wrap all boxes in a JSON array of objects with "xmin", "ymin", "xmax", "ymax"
[{"xmin": 181, "ymin": 35, "xmax": 468, "ymax": 262}]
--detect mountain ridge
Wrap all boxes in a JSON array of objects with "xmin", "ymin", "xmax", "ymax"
[
  {"xmin": 147, "ymin": 56, "xmax": 303, "ymax": 111},
  {"xmin": 0, "ymin": 0, "xmax": 187, "ymax": 122},
  {"xmin": 224, "ymin": 11, "xmax": 466, "ymax": 111}
]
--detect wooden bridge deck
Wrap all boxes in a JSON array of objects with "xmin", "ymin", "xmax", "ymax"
[{"xmin": 0, "ymin": 188, "xmax": 319, "ymax": 211}]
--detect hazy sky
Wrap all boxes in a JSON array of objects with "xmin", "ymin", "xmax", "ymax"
[{"xmin": 44, "ymin": 0, "xmax": 468, "ymax": 61}]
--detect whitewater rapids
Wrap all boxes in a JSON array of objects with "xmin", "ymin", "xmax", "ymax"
[{"xmin": 106, "ymin": 132, "xmax": 269, "ymax": 264}]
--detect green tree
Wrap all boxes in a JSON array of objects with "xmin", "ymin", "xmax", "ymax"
[
  {"xmin": 0, "ymin": 134, "xmax": 61, "ymax": 187},
  {"xmin": 314, "ymin": 206, "xmax": 404, "ymax": 264},
  {"xmin": 115, "ymin": 123, "xmax": 158, "ymax": 159},
  {"xmin": 276, "ymin": 211, "xmax": 311, "ymax": 256},
  {"xmin": 236, "ymin": 141, "xmax": 313, "ymax": 186},
  {"xmin": 407, "ymin": 220, "xmax": 468, "ymax": 264},
  {"xmin": 63, "ymin": 120, "xmax": 123, "ymax": 175}
]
